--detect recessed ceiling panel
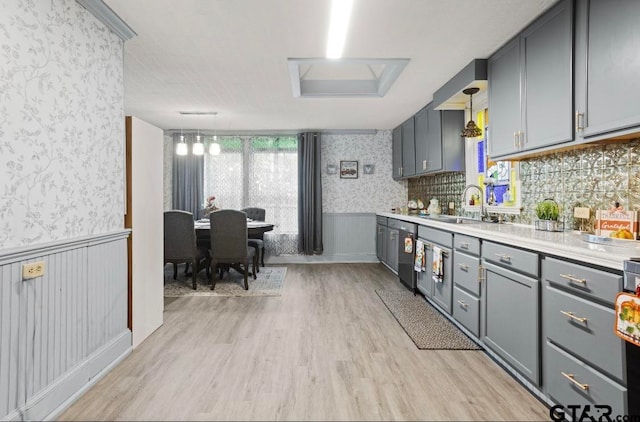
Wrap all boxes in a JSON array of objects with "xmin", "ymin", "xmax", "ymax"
[{"xmin": 288, "ymin": 58, "xmax": 409, "ymax": 98}]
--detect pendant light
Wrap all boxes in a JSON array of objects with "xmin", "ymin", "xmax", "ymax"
[
  {"xmin": 460, "ymin": 87, "xmax": 483, "ymax": 138},
  {"xmin": 176, "ymin": 119, "xmax": 188, "ymax": 155},
  {"xmin": 193, "ymin": 128, "xmax": 204, "ymax": 155},
  {"xmin": 209, "ymin": 112, "xmax": 220, "ymax": 155}
]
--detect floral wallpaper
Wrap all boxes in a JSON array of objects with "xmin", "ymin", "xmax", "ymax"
[
  {"xmin": 163, "ymin": 133, "xmax": 173, "ymax": 210},
  {"xmin": 321, "ymin": 130, "xmax": 407, "ymax": 213},
  {"xmin": 0, "ymin": 0, "xmax": 124, "ymax": 249}
]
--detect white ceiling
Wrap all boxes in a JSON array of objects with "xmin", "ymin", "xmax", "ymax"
[{"xmin": 104, "ymin": 0, "xmax": 557, "ymax": 133}]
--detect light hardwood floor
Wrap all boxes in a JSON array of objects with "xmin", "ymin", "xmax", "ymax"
[{"xmin": 59, "ymin": 264, "xmax": 549, "ymax": 421}]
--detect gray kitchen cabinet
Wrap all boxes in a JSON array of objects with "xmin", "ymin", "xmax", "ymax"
[
  {"xmin": 415, "ymin": 103, "xmax": 465, "ymax": 175},
  {"xmin": 417, "ymin": 226, "xmax": 453, "ymax": 314},
  {"xmin": 386, "ymin": 225, "xmax": 399, "ymax": 273},
  {"xmin": 452, "ymin": 234, "xmax": 481, "ymax": 336},
  {"xmin": 414, "ymin": 105, "xmax": 429, "ymax": 175},
  {"xmin": 376, "ymin": 216, "xmax": 387, "ymax": 264},
  {"xmin": 401, "ymin": 117, "xmax": 416, "ymax": 178},
  {"xmin": 488, "ymin": 0, "xmax": 573, "ymax": 159},
  {"xmin": 392, "ymin": 126, "xmax": 402, "ymax": 180},
  {"xmin": 574, "ymin": 0, "xmax": 640, "ymax": 141},
  {"xmin": 482, "ymin": 242, "xmax": 540, "ymax": 386},
  {"xmin": 541, "ymin": 256, "xmax": 628, "ymax": 416}
]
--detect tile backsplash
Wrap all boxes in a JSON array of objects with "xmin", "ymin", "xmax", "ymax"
[{"xmin": 408, "ymin": 138, "xmax": 640, "ymax": 230}]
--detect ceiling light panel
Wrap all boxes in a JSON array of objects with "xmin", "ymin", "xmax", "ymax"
[{"xmin": 326, "ymin": 0, "xmax": 354, "ymax": 59}]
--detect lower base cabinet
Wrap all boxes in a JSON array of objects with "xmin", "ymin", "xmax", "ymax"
[
  {"xmin": 452, "ymin": 286, "xmax": 480, "ymax": 336},
  {"xmin": 482, "ymin": 260, "xmax": 540, "ymax": 386}
]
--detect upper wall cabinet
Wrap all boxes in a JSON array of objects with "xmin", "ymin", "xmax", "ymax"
[
  {"xmin": 401, "ymin": 117, "xmax": 416, "ymax": 178},
  {"xmin": 415, "ymin": 103, "xmax": 465, "ymax": 175},
  {"xmin": 392, "ymin": 125, "xmax": 403, "ymax": 180},
  {"xmin": 488, "ymin": 0, "xmax": 573, "ymax": 159},
  {"xmin": 574, "ymin": 0, "xmax": 640, "ymax": 141}
]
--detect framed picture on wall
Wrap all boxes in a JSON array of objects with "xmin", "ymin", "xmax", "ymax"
[{"xmin": 340, "ymin": 160, "xmax": 358, "ymax": 179}]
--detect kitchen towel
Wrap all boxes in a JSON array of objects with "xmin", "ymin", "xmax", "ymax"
[
  {"xmin": 414, "ymin": 240, "xmax": 426, "ymax": 272},
  {"xmin": 432, "ymin": 246, "xmax": 444, "ymax": 283}
]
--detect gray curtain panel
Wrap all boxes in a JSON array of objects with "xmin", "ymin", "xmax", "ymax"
[
  {"xmin": 297, "ymin": 132, "xmax": 323, "ymax": 255},
  {"xmin": 172, "ymin": 134, "xmax": 204, "ymax": 219}
]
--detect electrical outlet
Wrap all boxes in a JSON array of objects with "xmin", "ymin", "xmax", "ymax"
[
  {"xmin": 22, "ymin": 261, "xmax": 45, "ymax": 280},
  {"xmin": 574, "ymin": 207, "xmax": 590, "ymax": 219}
]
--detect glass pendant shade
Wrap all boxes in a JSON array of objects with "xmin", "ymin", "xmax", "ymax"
[
  {"xmin": 460, "ymin": 87, "xmax": 483, "ymax": 138},
  {"xmin": 209, "ymin": 142, "xmax": 220, "ymax": 155},
  {"xmin": 176, "ymin": 135, "xmax": 188, "ymax": 155},
  {"xmin": 193, "ymin": 135, "xmax": 204, "ymax": 155}
]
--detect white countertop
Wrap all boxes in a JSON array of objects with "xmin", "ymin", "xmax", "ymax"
[{"xmin": 378, "ymin": 212, "xmax": 640, "ymax": 271}]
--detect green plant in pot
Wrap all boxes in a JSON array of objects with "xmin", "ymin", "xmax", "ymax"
[{"xmin": 535, "ymin": 199, "xmax": 560, "ymax": 231}]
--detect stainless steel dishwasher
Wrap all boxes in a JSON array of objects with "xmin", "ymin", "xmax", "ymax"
[{"xmin": 395, "ymin": 220, "xmax": 417, "ymax": 292}]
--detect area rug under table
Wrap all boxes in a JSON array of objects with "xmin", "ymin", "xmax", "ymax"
[
  {"xmin": 164, "ymin": 266, "xmax": 287, "ymax": 297},
  {"xmin": 376, "ymin": 289, "xmax": 482, "ymax": 350}
]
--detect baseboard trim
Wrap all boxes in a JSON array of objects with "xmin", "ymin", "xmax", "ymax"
[{"xmin": 5, "ymin": 330, "xmax": 132, "ymax": 421}]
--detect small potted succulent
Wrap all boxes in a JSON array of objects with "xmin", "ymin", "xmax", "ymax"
[{"xmin": 535, "ymin": 198, "xmax": 560, "ymax": 231}]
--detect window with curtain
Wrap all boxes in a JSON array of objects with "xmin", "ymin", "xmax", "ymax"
[{"xmin": 203, "ymin": 136, "xmax": 299, "ymax": 255}]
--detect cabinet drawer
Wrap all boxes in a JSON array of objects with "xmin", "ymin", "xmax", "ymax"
[
  {"xmin": 453, "ymin": 286, "xmax": 480, "ymax": 337},
  {"xmin": 544, "ymin": 285, "xmax": 624, "ymax": 382},
  {"xmin": 376, "ymin": 216, "xmax": 388, "ymax": 226},
  {"xmin": 543, "ymin": 257, "xmax": 622, "ymax": 305},
  {"xmin": 454, "ymin": 234, "xmax": 480, "ymax": 256},
  {"xmin": 418, "ymin": 226, "xmax": 452, "ymax": 248},
  {"xmin": 545, "ymin": 341, "xmax": 627, "ymax": 417},
  {"xmin": 453, "ymin": 251, "xmax": 480, "ymax": 296},
  {"xmin": 483, "ymin": 241, "xmax": 538, "ymax": 278},
  {"xmin": 389, "ymin": 218, "xmax": 416, "ymax": 232}
]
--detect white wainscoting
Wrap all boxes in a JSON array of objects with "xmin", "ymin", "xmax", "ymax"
[
  {"xmin": 321, "ymin": 213, "xmax": 377, "ymax": 262},
  {"xmin": 0, "ymin": 231, "xmax": 131, "ymax": 421}
]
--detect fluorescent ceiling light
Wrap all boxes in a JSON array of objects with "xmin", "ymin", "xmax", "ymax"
[{"xmin": 326, "ymin": 0, "xmax": 353, "ymax": 59}]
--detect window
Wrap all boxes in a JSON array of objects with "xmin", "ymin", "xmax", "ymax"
[{"xmin": 203, "ymin": 136, "xmax": 298, "ymax": 255}]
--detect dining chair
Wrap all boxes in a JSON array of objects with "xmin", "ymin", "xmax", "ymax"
[
  {"xmin": 209, "ymin": 209, "xmax": 257, "ymax": 290},
  {"xmin": 242, "ymin": 207, "xmax": 266, "ymax": 268},
  {"xmin": 164, "ymin": 210, "xmax": 210, "ymax": 289}
]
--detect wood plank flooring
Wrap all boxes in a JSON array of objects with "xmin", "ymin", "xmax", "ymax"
[{"xmin": 58, "ymin": 264, "xmax": 549, "ymax": 421}]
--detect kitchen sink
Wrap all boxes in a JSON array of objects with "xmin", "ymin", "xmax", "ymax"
[{"xmin": 423, "ymin": 215, "xmax": 483, "ymax": 224}]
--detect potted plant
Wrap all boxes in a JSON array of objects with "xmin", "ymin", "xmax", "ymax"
[{"xmin": 535, "ymin": 199, "xmax": 560, "ymax": 231}]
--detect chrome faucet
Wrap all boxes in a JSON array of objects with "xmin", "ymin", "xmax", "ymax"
[{"xmin": 461, "ymin": 184, "xmax": 487, "ymax": 221}]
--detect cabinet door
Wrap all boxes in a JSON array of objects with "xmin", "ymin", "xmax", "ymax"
[
  {"xmin": 521, "ymin": 0, "xmax": 573, "ymax": 150},
  {"xmin": 387, "ymin": 228, "xmax": 399, "ymax": 273},
  {"xmin": 488, "ymin": 37, "xmax": 522, "ymax": 158},
  {"xmin": 432, "ymin": 247, "xmax": 453, "ymax": 314},
  {"xmin": 576, "ymin": 0, "xmax": 640, "ymax": 138},
  {"xmin": 414, "ymin": 105, "xmax": 429, "ymax": 175},
  {"xmin": 401, "ymin": 117, "xmax": 416, "ymax": 177},
  {"xmin": 482, "ymin": 260, "xmax": 540, "ymax": 385},
  {"xmin": 376, "ymin": 224, "xmax": 386, "ymax": 263},
  {"xmin": 392, "ymin": 126, "xmax": 402, "ymax": 179},
  {"xmin": 426, "ymin": 104, "xmax": 443, "ymax": 172}
]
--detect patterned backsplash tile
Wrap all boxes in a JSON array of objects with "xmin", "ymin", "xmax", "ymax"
[{"xmin": 409, "ymin": 138, "xmax": 640, "ymax": 230}]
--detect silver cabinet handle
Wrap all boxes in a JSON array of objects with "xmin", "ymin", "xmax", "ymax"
[
  {"xmin": 575, "ymin": 111, "xmax": 584, "ymax": 131},
  {"xmin": 458, "ymin": 263, "xmax": 469, "ymax": 271},
  {"xmin": 478, "ymin": 265, "xmax": 484, "ymax": 283},
  {"xmin": 457, "ymin": 300, "xmax": 468, "ymax": 309},
  {"xmin": 495, "ymin": 253, "xmax": 511, "ymax": 263},
  {"xmin": 513, "ymin": 131, "xmax": 518, "ymax": 148},
  {"xmin": 560, "ymin": 310, "xmax": 588, "ymax": 323},
  {"xmin": 460, "ymin": 242, "xmax": 469, "ymax": 250},
  {"xmin": 423, "ymin": 160, "xmax": 427, "ymax": 170},
  {"xmin": 519, "ymin": 130, "xmax": 524, "ymax": 146},
  {"xmin": 561, "ymin": 372, "xmax": 589, "ymax": 390},
  {"xmin": 560, "ymin": 273, "xmax": 587, "ymax": 284}
]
